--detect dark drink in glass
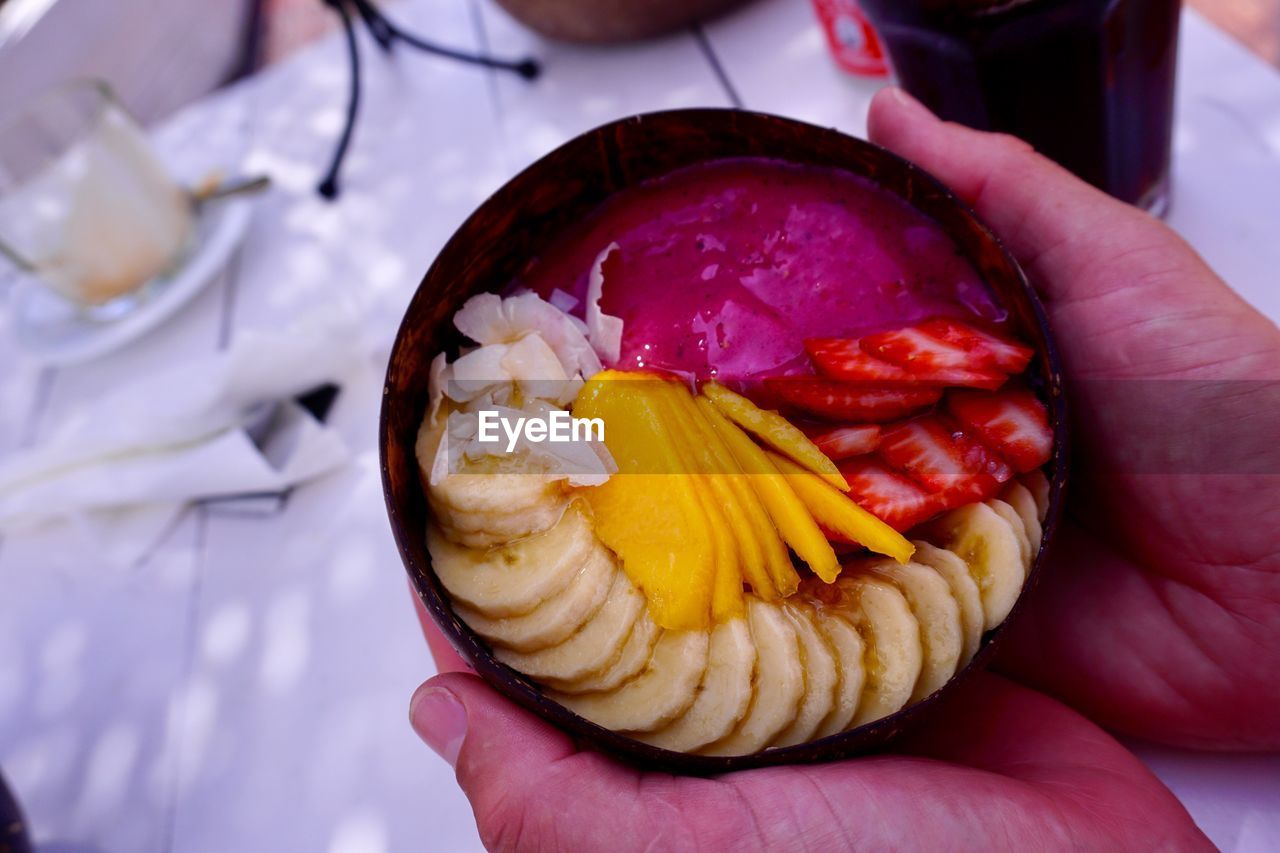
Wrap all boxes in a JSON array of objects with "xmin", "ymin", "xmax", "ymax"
[{"xmin": 858, "ymin": 0, "xmax": 1182, "ymax": 214}]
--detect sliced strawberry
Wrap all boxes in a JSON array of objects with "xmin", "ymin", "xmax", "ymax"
[
  {"xmin": 859, "ymin": 326, "xmax": 1008, "ymax": 390},
  {"xmin": 821, "ymin": 524, "xmax": 875, "ymax": 554},
  {"xmin": 945, "ymin": 417, "xmax": 1015, "ymax": 484},
  {"xmin": 767, "ymin": 378, "xmax": 941, "ymax": 423},
  {"xmin": 838, "ymin": 458, "xmax": 948, "ymax": 531},
  {"xmin": 861, "ymin": 325, "xmax": 978, "ymax": 371},
  {"xmin": 807, "ymin": 336, "xmax": 1006, "ymax": 390},
  {"xmin": 878, "ymin": 416, "xmax": 997, "ymax": 500},
  {"xmin": 806, "ymin": 339, "xmax": 914, "ymax": 382},
  {"xmin": 919, "ymin": 367, "xmax": 1006, "ymax": 391},
  {"xmin": 947, "ymin": 387, "xmax": 1053, "ymax": 473},
  {"xmin": 917, "ymin": 318, "xmax": 1035, "ymax": 375},
  {"xmin": 806, "ymin": 424, "xmax": 882, "ymax": 460}
]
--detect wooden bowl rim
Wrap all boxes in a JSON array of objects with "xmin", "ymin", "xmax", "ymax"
[{"xmin": 381, "ymin": 107, "xmax": 1069, "ymax": 775}]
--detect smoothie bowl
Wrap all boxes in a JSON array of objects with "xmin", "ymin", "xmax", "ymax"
[{"xmin": 381, "ymin": 110, "xmax": 1066, "ymax": 773}]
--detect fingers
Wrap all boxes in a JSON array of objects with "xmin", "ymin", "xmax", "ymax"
[
  {"xmin": 993, "ymin": 519, "xmax": 1280, "ymax": 751},
  {"xmin": 898, "ymin": 671, "xmax": 1156, "ymax": 775},
  {"xmin": 867, "ymin": 88, "xmax": 1280, "ymax": 379},
  {"xmin": 409, "ymin": 670, "xmax": 1207, "ymax": 851},
  {"xmin": 867, "ymin": 87, "xmax": 1190, "ymax": 308},
  {"xmin": 868, "ymin": 89, "xmax": 1280, "ymax": 746},
  {"xmin": 733, "ymin": 672, "xmax": 1209, "ymax": 850},
  {"xmin": 409, "ymin": 672, "xmax": 668, "ymax": 851},
  {"xmin": 868, "ymin": 86, "xmax": 1280, "ymax": 381},
  {"xmin": 410, "ymin": 671, "xmax": 577, "ymax": 774},
  {"xmin": 410, "ymin": 674, "xmax": 767, "ymax": 851}
]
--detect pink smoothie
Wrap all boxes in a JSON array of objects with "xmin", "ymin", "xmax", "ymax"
[{"xmin": 520, "ymin": 158, "xmax": 1004, "ymax": 382}]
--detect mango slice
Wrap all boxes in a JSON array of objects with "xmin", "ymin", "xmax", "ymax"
[
  {"xmin": 704, "ymin": 382, "xmax": 849, "ymax": 492},
  {"xmin": 662, "ymin": 382, "xmax": 780, "ymax": 601},
  {"xmin": 697, "ymin": 395, "xmax": 834, "ymax": 586},
  {"xmin": 575, "ymin": 371, "xmax": 902, "ymax": 628},
  {"xmin": 650, "ymin": 381, "xmax": 743, "ymax": 622},
  {"xmin": 574, "ymin": 372, "xmax": 715, "ymax": 629},
  {"xmin": 767, "ymin": 451, "xmax": 915, "ymax": 565}
]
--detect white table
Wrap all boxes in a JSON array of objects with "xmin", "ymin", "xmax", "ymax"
[{"xmin": 2, "ymin": 2, "xmax": 1278, "ymax": 850}]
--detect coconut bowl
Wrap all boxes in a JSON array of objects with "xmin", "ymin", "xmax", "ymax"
[{"xmin": 380, "ymin": 108, "xmax": 1067, "ymax": 774}]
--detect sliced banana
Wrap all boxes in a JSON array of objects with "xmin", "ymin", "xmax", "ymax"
[
  {"xmin": 553, "ymin": 629, "xmax": 710, "ymax": 733},
  {"xmin": 428, "ymin": 494, "xmax": 553, "ymax": 535},
  {"xmin": 700, "ymin": 598, "xmax": 804, "ymax": 756},
  {"xmin": 863, "ymin": 560, "xmax": 962, "ymax": 702},
  {"xmin": 428, "ymin": 502, "xmax": 595, "ymax": 618},
  {"xmin": 844, "ymin": 577, "xmax": 923, "ymax": 727},
  {"xmin": 495, "ymin": 570, "xmax": 645, "ymax": 683},
  {"xmin": 557, "ymin": 612, "xmax": 661, "ymax": 694},
  {"xmin": 637, "ymin": 617, "xmax": 755, "ymax": 752},
  {"xmin": 770, "ymin": 602, "xmax": 838, "ymax": 748},
  {"xmin": 805, "ymin": 604, "xmax": 865, "ymax": 739},
  {"xmin": 429, "ymin": 464, "xmax": 566, "ymax": 517},
  {"xmin": 456, "ymin": 546, "xmax": 614, "ymax": 652},
  {"xmin": 989, "ymin": 499, "xmax": 1032, "ymax": 570},
  {"xmin": 1002, "ymin": 481, "xmax": 1044, "ymax": 555},
  {"xmin": 418, "ymin": 380, "xmax": 1052, "ymax": 753},
  {"xmin": 911, "ymin": 540, "xmax": 984, "ymax": 665},
  {"xmin": 925, "ymin": 502, "xmax": 1025, "ymax": 631},
  {"xmin": 1024, "ymin": 469, "xmax": 1050, "ymax": 523},
  {"xmin": 429, "ymin": 492, "xmax": 569, "ymax": 550},
  {"xmin": 419, "ymin": 410, "xmax": 571, "ymax": 543}
]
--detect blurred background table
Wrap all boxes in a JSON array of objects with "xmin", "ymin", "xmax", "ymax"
[{"xmin": 1, "ymin": 0, "xmax": 1278, "ymax": 851}]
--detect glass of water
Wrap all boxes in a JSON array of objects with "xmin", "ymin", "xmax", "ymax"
[{"xmin": 0, "ymin": 80, "xmax": 194, "ymax": 318}]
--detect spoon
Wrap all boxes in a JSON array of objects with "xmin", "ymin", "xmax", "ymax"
[{"xmin": 190, "ymin": 174, "xmax": 272, "ymax": 209}]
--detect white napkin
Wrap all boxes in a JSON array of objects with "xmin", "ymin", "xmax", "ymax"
[{"xmin": 0, "ymin": 317, "xmax": 364, "ymax": 561}]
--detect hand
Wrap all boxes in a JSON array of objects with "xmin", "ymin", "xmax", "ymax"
[
  {"xmin": 412, "ymin": 599, "xmax": 1206, "ymax": 851},
  {"xmin": 403, "ymin": 86, "xmax": 1280, "ymax": 849},
  {"xmin": 867, "ymin": 87, "xmax": 1280, "ymax": 750}
]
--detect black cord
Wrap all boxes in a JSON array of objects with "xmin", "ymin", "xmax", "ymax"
[
  {"xmin": 317, "ymin": 0, "xmax": 361, "ymax": 199},
  {"xmin": 351, "ymin": 0, "xmax": 539, "ymax": 79},
  {"xmin": 351, "ymin": 0, "xmax": 394, "ymax": 50},
  {"xmin": 316, "ymin": 0, "xmax": 540, "ymax": 201}
]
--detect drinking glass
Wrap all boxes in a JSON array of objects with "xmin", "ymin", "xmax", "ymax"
[
  {"xmin": 858, "ymin": 0, "xmax": 1182, "ymax": 214},
  {"xmin": 0, "ymin": 80, "xmax": 194, "ymax": 317}
]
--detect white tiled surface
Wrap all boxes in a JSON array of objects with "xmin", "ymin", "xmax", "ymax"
[{"xmin": 1, "ymin": 1, "xmax": 1278, "ymax": 850}]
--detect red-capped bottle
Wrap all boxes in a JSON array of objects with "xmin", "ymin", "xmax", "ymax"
[{"xmin": 811, "ymin": 0, "xmax": 890, "ymax": 77}]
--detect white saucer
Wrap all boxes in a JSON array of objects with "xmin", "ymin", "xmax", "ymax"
[{"xmin": 11, "ymin": 197, "xmax": 253, "ymax": 366}]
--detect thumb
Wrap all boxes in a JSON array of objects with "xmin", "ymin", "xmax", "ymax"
[
  {"xmin": 868, "ymin": 86, "xmax": 1278, "ymax": 382},
  {"xmin": 409, "ymin": 669, "xmax": 577, "ymax": 783},
  {"xmin": 867, "ymin": 86, "xmax": 1191, "ymax": 306},
  {"xmin": 409, "ymin": 672, "xmax": 650, "ymax": 850}
]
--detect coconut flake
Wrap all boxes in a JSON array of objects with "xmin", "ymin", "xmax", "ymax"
[
  {"xmin": 429, "ymin": 289, "xmax": 620, "ymax": 487},
  {"xmin": 453, "ymin": 291, "xmax": 602, "ymax": 380},
  {"xmin": 585, "ymin": 243, "xmax": 624, "ymax": 365},
  {"xmin": 464, "ymin": 384, "xmax": 517, "ymax": 411},
  {"xmin": 501, "ymin": 333, "xmax": 567, "ymax": 381},
  {"xmin": 549, "ymin": 288, "xmax": 579, "ymax": 313},
  {"xmin": 501, "ymin": 333, "xmax": 579, "ymax": 407},
  {"xmin": 429, "ymin": 425, "xmax": 451, "ymax": 486},
  {"xmin": 444, "ymin": 333, "xmax": 583, "ymax": 410},
  {"xmin": 440, "ymin": 403, "xmax": 614, "ymax": 486},
  {"xmin": 452, "ymin": 293, "xmax": 504, "ymax": 343},
  {"xmin": 587, "ymin": 436, "xmax": 618, "ymax": 481},
  {"xmin": 427, "ymin": 352, "xmax": 451, "ymax": 423},
  {"xmin": 448, "ymin": 343, "xmax": 512, "ymax": 402}
]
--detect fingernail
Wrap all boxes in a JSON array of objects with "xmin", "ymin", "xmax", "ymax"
[
  {"xmin": 410, "ymin": 684, "xmax": 467, "ymax": 767},
  {"xmin": 885, "ymin": 85, "xmax": 930, "ymax": 117}
]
